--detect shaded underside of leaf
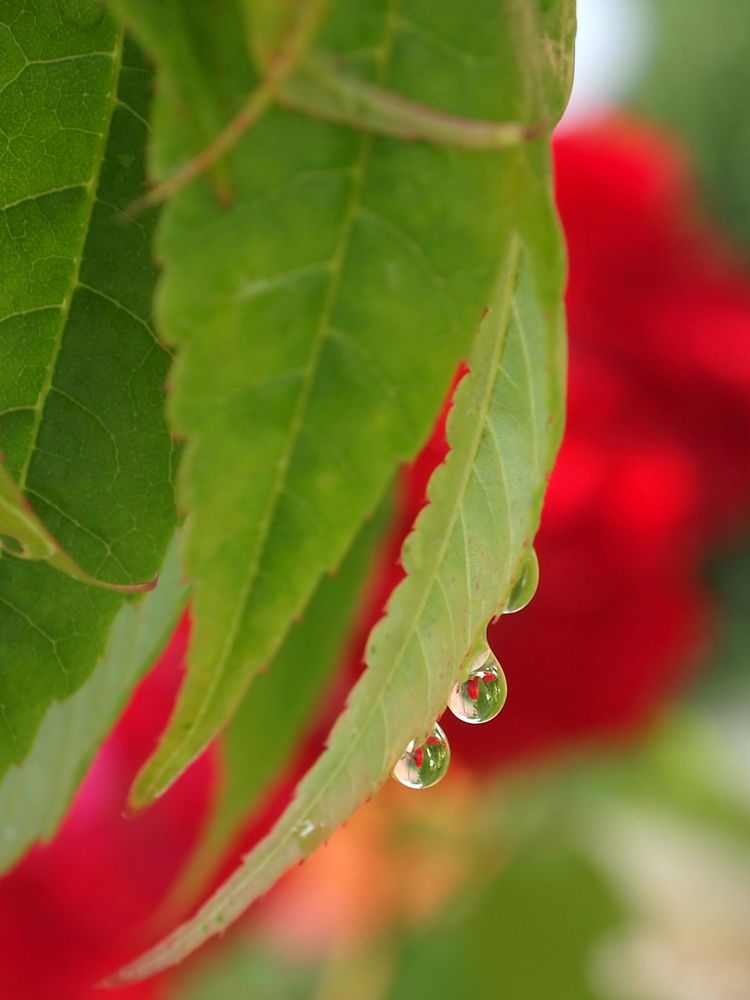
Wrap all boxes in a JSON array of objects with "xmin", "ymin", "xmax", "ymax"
[
  {"xmin": 118, "ymin": 0, "xmax": 558, "ymax": 810},
  {"xmin": 0, "ymin": 533, "xmax": 187, "ymax": 873},
  {"xmin": 0, "ymin": 8, "xmax": 176, "ymax": 774}
]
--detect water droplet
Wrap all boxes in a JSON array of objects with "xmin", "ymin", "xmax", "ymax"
[
  {"xmin": 448, "ymin": 653, "xmax": 507, "ymax": 724},
  {"xmin": 504, "ymin": 550, "xmax": 539, "ymax": 614},
  {"xmin": 392, "ymin": 722, "xmax": 450, "ymax": 789},
  {"xmin": 293, "ymin": 817, "xmax": 329, "ymax": 856}
]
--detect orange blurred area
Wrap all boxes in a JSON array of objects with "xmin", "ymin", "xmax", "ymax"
[{"xmin": 256, "ymin": 768, "xmax": 482, "ymax": 958}]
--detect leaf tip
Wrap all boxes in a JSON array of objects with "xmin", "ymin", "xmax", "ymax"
[
  {"xmin": 128, "ymin": 732, "xmax": 204, "ymax": 814},
  {"xmin": 126, "ymin": 769, "xmax": 162, "ymax": 815},
  {"xmin": 96, "ymin": 963, "xmax": 141, "ymax": 990}
]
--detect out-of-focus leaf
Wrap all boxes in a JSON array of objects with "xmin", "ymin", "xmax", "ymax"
[
  {"xmin": 578, "ymin": 713, "xmax": 750, "ymax": 848},
  {"xmin": 0, "ymin": 11, "xmax": 176, "ymax": 775},
  {"xmin": 168, "ymin": 940, "xmax": 316, "ymax": 1000},
  {"xmin": 388, "ymin": 847, "xmax": 617, "ymax": 1000},
  {"xmin": 697, "ymin": 538, "xmax": 750, "ymax": 699},
  {"xmin": 635, "ymin": 0, "xmax": 750, "ymax": 250},
  {"xmin": 0, "ymin": 534, "xmax": 187, "ymax": 873}
]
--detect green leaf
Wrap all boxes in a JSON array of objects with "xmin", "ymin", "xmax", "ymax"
[
  {"xmin": 167, "ymin": 493, "xmax": 393, "ymax": 908},
  {"xmin": 0, "ymin": 533, "xmax": 187, "ymax": 874},
  {"xmin": 108, "ymin": 213, "xmax": 568, "ymax": 980},
  {"xmin": 170, "ymin": 939, "xmax": 318, "ymax": 1000},
  {"xmin": 0, "ymin": 12, "xmax": 176, "ymax": 774},
  {"xmin": 107, "ymin": 0, "xmax": 257, "ymax": 204},
  {"xmin": 116, "ymin": 0, "xmax": 565, "ymax": 810},
  {"xmin": 0, "ymin": 463, "xmax": 156, "ymax": 592}
]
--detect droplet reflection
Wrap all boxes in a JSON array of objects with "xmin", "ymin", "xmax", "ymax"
[
  {"xmin": 448, "ymin": 653, "xmax": 507, "ymax": 724},
  {"xmin": 392, "ymin": 722, "xmax": 450, "ymax": 789}
]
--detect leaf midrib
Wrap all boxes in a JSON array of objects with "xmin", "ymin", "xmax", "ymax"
[
  {"xmin": 145, "ymin": 0, "xmax": 404, "ymax": 789},
  {"xmin": 14, "ymin": 30, "xmax": 124, "ymax": 493}
]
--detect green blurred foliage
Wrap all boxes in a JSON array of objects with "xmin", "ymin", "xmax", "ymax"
[
  {"xmin": 386, "ymin": 847, "xmax": 617, "ymax": 1000},
  {"xmin": 171, "ymin": 942, "xmax": 315, "ymax": 1000},
  {"xmin": 635, "ymin": 0, "xmax": 750, "ymax": 253},
  {"xmin": 697, "ymin": 535, "xmax": 750, "ymax": 699}
]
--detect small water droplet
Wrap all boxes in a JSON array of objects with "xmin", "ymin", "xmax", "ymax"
[
  {"xmin": 448, "ymin": 653, "xmax": 507, "ymax": 724},
  {"xmin": 392, "ymin": 722, "xmax": 450, "ymax": 789},
  {"xmin": 504, "ymin": 550, "xmax": 539, "ymax": 614},
  {"xmin": 293, "ymin": 817, "xmax": 329, "ymax": 856}
]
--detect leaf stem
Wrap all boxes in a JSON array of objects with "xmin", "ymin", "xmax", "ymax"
[
  {"xmin": 0, "ymin": 464, "xmax": 157, "ymax": 593},
  {"xmin": 281, "ymin": 56, "xmax": 542, "ymax": 149},
  {"xmin": 128, "ymin": 0, "xmax": 332, "ymax": 213}
]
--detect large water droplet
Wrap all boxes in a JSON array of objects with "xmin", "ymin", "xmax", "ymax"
[
  {"xmin": 448, "ymin": 653, "xmax": 507, "ymax": 724},
  {"xmin": 504, "ymin": 550, "xmax": 539, "ymax": 614},
  {"xmin": 392, "ymin": 722, "xmax": 450, "ymax": 789}
]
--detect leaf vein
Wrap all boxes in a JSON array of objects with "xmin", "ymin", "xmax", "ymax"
[
  {"xmin": 14, "ymin": 32, "xmax": 124, "ymax": 492},
  {"xmin": 512, "ymin": 300, "xmax": 541, "ymax": 475},
  {"xmin": 0, "ymin": 183, "xmax": 87, "ymax": 214},
  {"xmin": 76, "ymin": 282, "xmax": 156, "ymax": 341},
  {"xmin": 0, "ymin": 594, "xmax": 67, "ymax": 680}
]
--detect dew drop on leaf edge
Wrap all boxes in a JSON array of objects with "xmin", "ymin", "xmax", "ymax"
[
  {"xmin": 392, "ymin": 722, "xmax": 450, "ymax": 790},
  {"xmin": 504, "ymin": 549, "xmax": 539, "ymax": 614},
  {"xmin": 293, "ymin": 818, "xmax": 330, "ymax": 856},
  {"xmin": 448, "ymin": 653, "xmax": 507, "ymax": 724}
]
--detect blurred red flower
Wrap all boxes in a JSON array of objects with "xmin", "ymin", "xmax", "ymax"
[
  {"xmin": 2, "ymin": 116, "xmax": 750, "ymax": 996},
  {"xmin": 0, "ymin": 619, "xmax": 215, "ymax": 1000}
]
